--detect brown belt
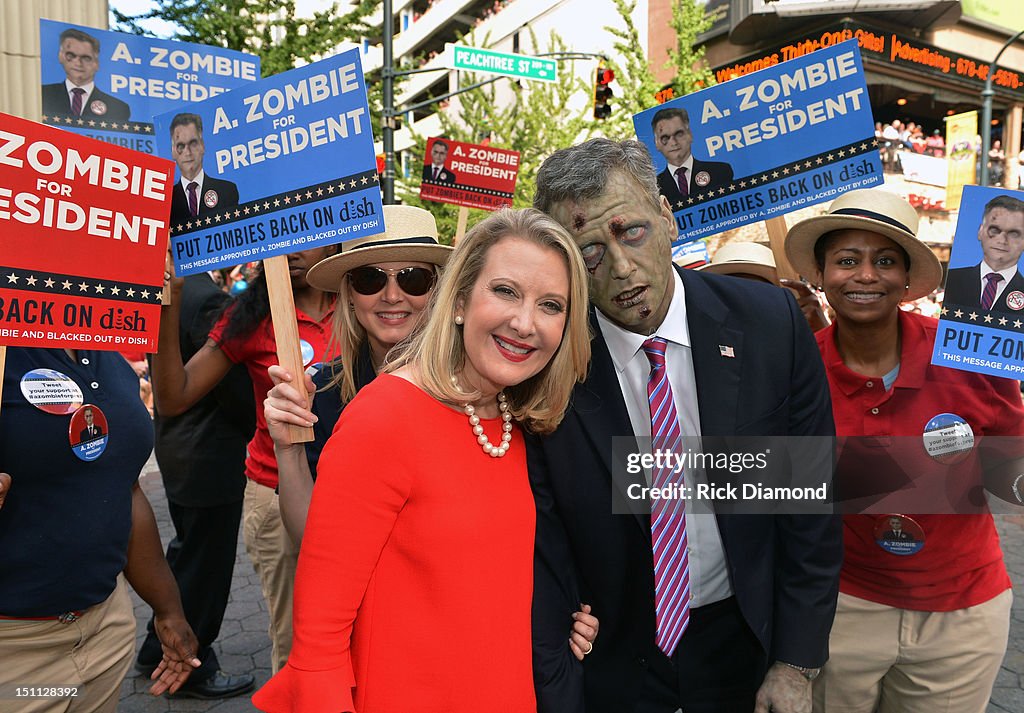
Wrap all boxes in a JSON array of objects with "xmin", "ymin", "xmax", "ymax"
[{"xmin": 0, "ymin": 611, "xmax": 82, "ymax": 624}]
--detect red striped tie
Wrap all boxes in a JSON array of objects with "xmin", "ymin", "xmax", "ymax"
[
  {"xmin": 642, "ymin": 337, "xmax": 690, "ymax": 656},
  {"xmin": 71, "ymin": 88, "xmax": 85, "ymax": 117},
  {"xmin": 981, "ymin": 272, "xmax": 1003, "ymax": 310}
]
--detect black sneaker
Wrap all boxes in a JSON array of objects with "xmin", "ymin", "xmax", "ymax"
[{"xmin": 168, "ymin": 670, "xmax": 256, "ymax": 699}]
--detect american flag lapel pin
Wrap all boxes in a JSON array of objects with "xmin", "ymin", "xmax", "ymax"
[{"xmin": 719, "ymin": 345, "xmax": 735, "ymax": 358}]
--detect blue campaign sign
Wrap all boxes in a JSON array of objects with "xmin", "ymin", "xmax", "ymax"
[
  {"xmin": 153, "ymin": 49, "xmax": 383, "ymax": 276},
  {"xmin": 931, "ymin": 185, "xmax": 1024, "ymax": 379},
  {"xmin": 40, "ymin": 20, "xmax": 259, "ymax": 155},
  {"xmin": 634, "ymin": 38, "xmax": 881, "ymax": 244}
]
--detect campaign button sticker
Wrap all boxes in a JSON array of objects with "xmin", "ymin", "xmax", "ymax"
[
  {"xmin": 204, "ymin": 189, "xmax": 219, "ymax": 208},
  {"xmin": 922, "ymin": 412, "xmax": 974, "ymax": 465},
  {"xmin": 694, "ymin": 171, "xmax": 711, "ymax": 187},
  {"xmin": 1006, "ymin": 291, "xmax": 1024, "ymax": 311},
  {"xmin": 874, "ymin": 514, "xmax": 924, "ymax": 556},
  {"xmin": 69, "ymin": 404, "xmax": 109, "ymax": 462},
  {"xmin": 299, "ymin": 339, "xmax": 315, "ymax": 367},
  {"xmin": 20, "ymin": 368, "xmax": 84, "ymax": 415},
  {"xmin": 90, "ymin": 99, "xmax": 107, "ymax": 116}
]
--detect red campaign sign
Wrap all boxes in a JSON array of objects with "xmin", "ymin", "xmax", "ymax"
[
  {"xmin": 0, "ymin": 113, "xmax": 174, "ymax": 352},
  {"xmin": 419, "ymin": 137, "xmax": 520, "ymax": 210}
]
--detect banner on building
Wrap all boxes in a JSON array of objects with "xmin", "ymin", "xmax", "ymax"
[
  {"xmin": 153, "ymin": 48, "xmax": 383, "ymax": 276},
  {"xmin": 944, "ymin": 110, "xmax": 978, "ymax": 212},
  {"xmin": 897, "ymin": 150, "xmax": 947, "ymax": 188},
  {"xmin": 40, "ymin": 19, "xmax": 259, "ymax": 156},
  {"xmin": 634, "ymin": 38, "xmax": 881, "ymax": 244},
  {"xmin": 419, "ymin": 137, "xmax": 520, "ymax": 210},
  {"xmin": 932, "ymin": 185, "xmax": 1024, "ymax": 378},
  {"xmin": 0, "ymin": 113, "xmax": 174, "ymax": 351}
]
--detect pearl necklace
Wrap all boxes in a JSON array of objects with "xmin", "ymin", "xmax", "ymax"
[{"xmin": 455, "ymin": 379, "xmax": 514, "ymax": 457}]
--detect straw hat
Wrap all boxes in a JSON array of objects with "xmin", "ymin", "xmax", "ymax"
[
  {"xmin": 785, "ymin": 188, "xmax": 942, "ymax": 301},
  {"xmin": 306, "ymin": 205, "xmax": 452, "ymax": 292},
  {"xmin": 699, "ymin": 242, "xmax": 779, "ymax": 285}
]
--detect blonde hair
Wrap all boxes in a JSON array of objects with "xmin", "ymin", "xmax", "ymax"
[
  {"xmin": 323, "ymin": 277, "xmax": 369, "ymax": 404},
  {"xmin": 386, "ymin": 208, "xmax": 591, "ymax": 434}
]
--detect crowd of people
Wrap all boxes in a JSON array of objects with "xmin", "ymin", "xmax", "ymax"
[
  {"xmin": 1, "ymin": 136, "xmax": 1020, "ymax": 713},
  {"xmin": 875, "ymin": 120, "xmax": 946, "ymax": 168},
  {"xmin": 876, "ymin": 118, "xmax": 1024, "ymax": 188}
]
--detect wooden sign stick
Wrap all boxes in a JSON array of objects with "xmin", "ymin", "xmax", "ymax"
[
  {"xmin": 0, "ymin": 346, "xmax": 6, "ymax": 418},
  {"xmin": 454, "ymin": 206, "xmax": 469, "ymax": 244},
  {"xmin": 263, "ymin": 255, "xmax": 314, "ymax": 443},
  {"xmin": 765, "ymin": 215, "xmax": 801, "ymax": 282}
]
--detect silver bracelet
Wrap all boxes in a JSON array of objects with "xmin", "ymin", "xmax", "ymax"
[{"xmin": 1012, "ymin": 474, "xmax": 1024, "ymax": 505}]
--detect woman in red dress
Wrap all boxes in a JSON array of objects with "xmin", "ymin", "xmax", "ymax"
[{"xmin": 254, "ymin": 208, "xmax": 595, "ymax": 712}]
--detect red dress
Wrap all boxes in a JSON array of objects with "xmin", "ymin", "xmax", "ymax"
[{"xmin": 253, "ymin": 375, "xmax": 537, "ymax": 712}]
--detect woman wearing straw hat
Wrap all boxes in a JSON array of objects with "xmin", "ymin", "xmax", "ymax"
[
  {"xmin": 699, "ymin": 240, "xmax": 829, "ymax": 330},
  {"xmin": 785, "ymin": 188, "xmax": 1022, "ymax": 713},
  {"xmin": 264, "ymin": 205, "xmax": 453, "ymax": 543},
  {"xmin": 253, "ymin": 208, "xmax": 595, "ymax": 712}
]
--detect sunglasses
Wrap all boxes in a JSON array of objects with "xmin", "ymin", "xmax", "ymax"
[{"xmin": 348, "ymin": 266, "xmax": 436, "ymax": 296}]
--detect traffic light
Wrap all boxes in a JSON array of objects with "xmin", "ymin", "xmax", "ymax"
[{"xmin": 593, "ymin": 64, "xmax": 614, "ymax": 120}]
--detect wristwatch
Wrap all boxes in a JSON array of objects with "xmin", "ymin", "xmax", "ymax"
[{"xmin": 779, "ymin": 662, "xmax": 822, "ymax": 681}]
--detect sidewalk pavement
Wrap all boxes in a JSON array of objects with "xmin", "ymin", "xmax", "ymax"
[
  {"xmin": 119, "ymin": 457, "xmax": 270, "ymax": 712},
  {"xmin": 119, "ymin": 454, "xmax": 1024, "ymax": 712}
]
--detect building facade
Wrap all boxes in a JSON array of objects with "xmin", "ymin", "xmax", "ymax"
[{"xmin": 0, "ymin": 0, "xmax": 109, "ymax": 119}]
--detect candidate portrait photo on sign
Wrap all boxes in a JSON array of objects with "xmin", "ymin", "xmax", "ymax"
[
  {"xmin": 168, "ymin": 113, "xmax": 240, "ymax": 228},
  {"xmin": 42, "ymin": 27, "xmax": 131, "ymax": 123},
  {"xmin": 650, "ymin": 107, "xmax": 734, "ymax": 208},
  {"xmin": 944, "ymin": 194, "xmax": 1024, "ymax": 313},
  {"xmin": 422, "ymin": 139, "xmax": 457, "ymax": 184}
]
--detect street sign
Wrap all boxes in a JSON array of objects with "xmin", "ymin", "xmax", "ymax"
[{"xmin": 448, "ymin": 44, "xmax": 557, "ymax": 83}]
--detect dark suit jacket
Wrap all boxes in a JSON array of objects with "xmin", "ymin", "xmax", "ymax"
[
  {"xmin": 170, "ymin": 175, "xmax": 240, "ymax": 227},
  {"xmin": 944, "ymin": 264, "xmax": 1024, "ymax": 313},
  {"xmin": 79, "ymin": 425, "xmax": 103, "ymax": 442},
  {"xmin": 657, "ymin": 159, "xmax": 735, "ymax": 209},
  {"xmin": 529, "ymin": 267, "xmax": 841, "ymax": 713},
  {"xmin": 881, "ymin": 530, "xmax": 913, "ymax": 541},
  {"xmin": 152, "ymin": 274, "xmax": 254, "ymax": 507},
  {"xmin": 421, "ymin": 165, "xmax": 457, "ymax": 184},
  {"xmin": 41, "ymin": 83, "xmax": 130, "ymax": 123}
]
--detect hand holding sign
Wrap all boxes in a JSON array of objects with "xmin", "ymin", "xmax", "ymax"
[{"xmin": 153, "ymin": 49, "xmax": 382, "ymax": 444}]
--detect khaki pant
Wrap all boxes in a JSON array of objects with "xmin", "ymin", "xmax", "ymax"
[
  {"xmin": 814, "ymin": 589, "xmax": 1012, "ymax": 713},
  {"xmin": 243, "ymin": 478, "xmax": 299, "ymax": 673},
  {"xmin": 0, "ymin": 576, "xmax": 135, "ymax": 713}
]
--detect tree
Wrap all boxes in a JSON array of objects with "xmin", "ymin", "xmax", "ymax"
[
  {"xmin": 112, "ymin": 0, "xmax": 377, "ymax": 78},
  {"xmin": 396, "ymin": 30, "xmax": 597, "ymax": 241},
  {"xmin": 665, "ymin": 0, "xmax": 716, "ymax": 98},
  {"xmin": 601, "ymin": 0, "xmax": 716, "ymax": 141}
]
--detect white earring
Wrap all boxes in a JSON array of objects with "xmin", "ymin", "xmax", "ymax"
[{"xmin": 454, "ymin": 315, "xmax": 464, "ymax": 325}]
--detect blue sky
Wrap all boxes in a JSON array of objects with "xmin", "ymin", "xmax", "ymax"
[{"xmin": 108, "ymin": 0, "xmax": 177, "ymax": 37}]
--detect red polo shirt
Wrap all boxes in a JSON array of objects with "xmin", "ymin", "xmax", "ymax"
[
  {"xmin": 210, "ymin": 305, "xmax": 334, "ymax": 489},
  {"xmin": 817, "ymin": 310, "xmax": 1019, "ymax": 611}
]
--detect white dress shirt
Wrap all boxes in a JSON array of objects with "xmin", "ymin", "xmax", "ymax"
[
  {"xmin": 595, "ymin": 269, "xmax": 733, "ymax": 607},
  {"xmin": 665, "ymin": 155, "xmax": 695, "ymax": 194},
  {"xmin": 979, "ymin": 261, "xmax": 1018, "ymax": 305},
  {"xmin": 64, "ymin": 79, "xmax": 95, "ymax": 107}
]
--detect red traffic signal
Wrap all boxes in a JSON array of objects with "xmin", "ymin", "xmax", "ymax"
[{"xmin": 593, "ymin": 65, "xmax": 614, "ymax": 120}]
